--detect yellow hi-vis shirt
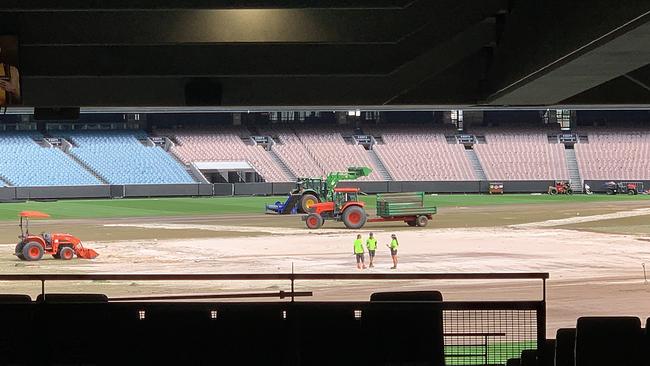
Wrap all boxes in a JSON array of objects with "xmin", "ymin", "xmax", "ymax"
[
  {"xmin": 390, "ymin": 239, "xmax": 399, "ymax": 249},
  {"xmin": 354, "ymin": 239, "xmax": 364, "ymax": 254},
  {"xmin": 366, "ymin": 237, "xmax": 377, "ymax": 250}
]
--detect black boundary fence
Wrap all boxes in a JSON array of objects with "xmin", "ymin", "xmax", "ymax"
[
  {"xmin": 0, "ymin": 272, "xmax": 548, "ymax": 366},
  {"xmin": 0, "ymin": 180, "xmax": 566, "ymax": 201}
]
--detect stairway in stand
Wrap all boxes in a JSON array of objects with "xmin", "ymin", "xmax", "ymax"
[
  {"xmin": 269, "ymin": 148, "xmax": 297, "ymax": 181},
  {"xmin": 368, "ymin": 149, "xmax": 393, "ymax": 181},
  {"xmin": 565, "ymin": 148, "xmax": 583, "ymax": 193},
  {"xmin": 465, "ymin": 149, "xmax": 487, "ymax": 181}
]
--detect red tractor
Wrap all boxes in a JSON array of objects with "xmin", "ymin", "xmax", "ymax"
[
  {"xmin": 548, "ymin": 181, "xmax": 573, "ymax": 195},
  {"xmin": 14, "ymin": 211, "xmax": 99, "ymax": 261},
  {"xmin": 303, "ymin": 188, "xmax": 367, "ymax": 229}
]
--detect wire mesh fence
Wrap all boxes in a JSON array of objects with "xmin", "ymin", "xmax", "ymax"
[{"xmin": 443, "ymin": 305, "xmax": 540, "ymax": 366}]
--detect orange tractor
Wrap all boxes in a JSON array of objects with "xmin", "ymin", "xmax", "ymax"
[
  {"xmin": 303, "ymin": 188, "xmax": 367, "ymax": 229},
  {"xmin": 14, "ymin": 211, "xmax": 99, "ymax": 261}
]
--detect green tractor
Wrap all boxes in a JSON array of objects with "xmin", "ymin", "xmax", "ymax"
[{"xmin": 266, "ymin": 167, "xmax": 372, "ymax": 214}]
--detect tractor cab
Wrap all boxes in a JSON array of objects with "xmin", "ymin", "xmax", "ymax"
[{"xmin": 332, "ymin": 187, "xmax": 362, "ymax": 213}]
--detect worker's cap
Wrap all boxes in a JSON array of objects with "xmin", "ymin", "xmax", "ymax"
[{"xmin": 391, "ymin": 234, "xmax": 396, "ymax": 238}]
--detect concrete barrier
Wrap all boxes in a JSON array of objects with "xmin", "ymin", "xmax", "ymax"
[
  {"xmin": 15, "ymin": 185, "xmax": 111, "ymax": 200},
  {"xmin": 233, "ymin": 183, "xmax": 273, "ymax": 195}
]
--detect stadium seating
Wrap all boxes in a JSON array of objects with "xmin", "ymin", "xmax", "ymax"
[
  {"xmin": 57, "ymin": 130, "xmax": 195, "ymax": 185},
  {"xmin": 160, "ymin": 127, "xmax": 291, "ymax": 182},
  {"xmin": 367, "ymin": 124, "xmax": 476, "ymax": 180},
  {"xmin": 267, "ymin": 125, "xmax": 383, "ymax": 180},
  {"xmin": 473, "ymin": 130, "xmax": 569, "ymax": 180},
  {"xmin": 0, "ymin": 132, "xmax": 101, "ymax": 186},
  {"xmin": 575, "ymin": 316, "xmax": 643, "ymax": 366},
  {"xmin": 574, "ymin": 129, "xmax": 650, "ymax": 180}
]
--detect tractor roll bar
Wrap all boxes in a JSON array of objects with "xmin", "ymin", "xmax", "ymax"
[{"xmin": 0, "ymin": 272, "xmax": 549, "ymax": 302}]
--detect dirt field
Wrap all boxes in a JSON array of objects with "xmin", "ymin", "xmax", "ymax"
[{"xmin": 2, "ymin": 199, "xmax": 650, "ymax": 334}]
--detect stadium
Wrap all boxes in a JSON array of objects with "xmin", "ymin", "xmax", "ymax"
[{"xmin": 1, "ymin": 2, "xmax": 650, "ymax": 365}]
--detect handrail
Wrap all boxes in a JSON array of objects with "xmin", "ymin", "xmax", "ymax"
[{"xmin": 0, "ymin": 273, "xmax": 548, "ymax": 281}]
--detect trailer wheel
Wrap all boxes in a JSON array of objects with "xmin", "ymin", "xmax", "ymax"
[
  {"xmin": 300, "ymin": 194, "xmax": 319, "ymax": 213},
  {"xmin": 406, "ymin": 221, "xmax": 416, "ymax": 227},
  {"xmin": 342, "ymin": 206, "xmax": 367, "ymax": 229},
  {"xmin": 567, "ymin": 189, "xmax": 573, "ymax": 195},
  {"xmin": 15, "ymin": 242, "xmax": 25, "ymax": 260},
  {"xmin": 628, "ymin": 189, "xmax": 637, "ymax": 195},
  {"xmin": 606, "ymin": 189, "xmax": 615, "ymax": 195},
  {"xmin": 415, "ymin": 216, "xmax": 429, "ymax": 227},
  {"xmin": 305, "ymin": 213, "xmax": 323, "ymax": 229},
  {"xmin": 59, "ymin": 247, "xmax": 74, "ymax": 260},
  {"xmin": 22, "ymin": 242, "xmax": 44, "ymax": 261}
]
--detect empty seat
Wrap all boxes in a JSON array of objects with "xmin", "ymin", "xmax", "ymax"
[
  {"xmin": 292, "ymin": 303, "xmax": 363, "ymax": 365},
  {"xmin": 520, "ymin": 349, "xmax": 538, "ymax": 366},
  {"xmin": 506, "ymin": 358, "xmax": 522, "ymax": 366},
  {"xmin": 575, "ymin": 317, "xmax": 642, "ymax": 366},
  {"xmin": 554, "ymin": 328, "xmax": 576, "ymax": 366},
  {"xmin": 32, "ymin": 294, "xmax": 111, "ymax": 364}
]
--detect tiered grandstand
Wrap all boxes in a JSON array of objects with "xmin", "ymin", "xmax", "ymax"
[
  {"xmin": 2, "ymin": 119, "xmax": 650, "ymax": 188},
  {"xmin": 160, "ymin": 127, "xmax": 292, "ymax": 182},
  {"xmin": 55, "ymin": 130, "xmax": 195, "ymax": 185},
  {"xmin": 0, "ymin": 132, "xmax": 100, "ymax": 187},
  {"xmin": 574, "ymin": 128, "xmax": 650, "ymax": 180},
  {"xmin": 473, "ymin": 129, "xmax": 569, "ymax": 180},
  {"xmin": 267, "ymin": 125, "xmax": 383, "ymax": 180},
  {"xmin": 367, "ymin": 124, "xmax": 476, "ymax": 181}
]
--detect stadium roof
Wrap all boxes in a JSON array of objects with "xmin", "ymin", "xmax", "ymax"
[{"xmin": 1, "ymin": 0, "xmax": 650, "ymax": 108}]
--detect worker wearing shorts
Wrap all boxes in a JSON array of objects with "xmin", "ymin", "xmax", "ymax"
[
  {"xmin": 388, "ymin": 234, "xmax": 398, "ymax": 269},
  {"xmin": 354, "ymin": 234, "xmax": 366, "ymax": 270},
  {"xmin": 366, "ymin": 232, "xmax": 377, "ymax": 268}
]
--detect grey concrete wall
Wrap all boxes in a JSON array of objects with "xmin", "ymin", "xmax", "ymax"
[
  {"xmin": 0, "ymin": 187, "xmax": 16, "ymax": 200},
  {"xmin": 110, "ymin": 185, "xmax": 125, "ymax": 198},
  {"xmin": 213, "ymin": 183, "xmax": 234, "ymax": 196},
  {"xmin": 15, "ymin": 185, "xmax": 111, "ymax": 199},
  {"xmin": 272, "ymin": 182, "xmax": 297, "ymax": 195},
  {"xmin": 198, "ymin": 184, "xmax": 214, "ymax": 196},
  {"xmin": 233, "ymin": 183, "xmax": 273, "ymax": 196},
  {"xmin": 123, "ymin": 184, "xmax": 203, "ymax": 197}
]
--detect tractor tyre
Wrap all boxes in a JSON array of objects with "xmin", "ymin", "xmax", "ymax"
[
  {"xmin": 341, "ymin": 206, "xmax": 367, "ymax": 229},
  {"xmin": 406, "ymin": 221, "xmax": 416, "ymax": 227},
  {"xmin": 22, "ymin": 242, "xmax": 44, "ymax": 261},
  {"xmin": 606, "ymin": 189, "xmax": 615, "ymax": 195},
  {"xmin": 15, "ymin": 242, "xmax": 25, "ymax": 260},
  {"xmin": 628, "ymin": 189, "xmax": 637, "ymax": 195},
  {"xmin": 305, "ymin": 213, "xmax": 323, "ymax": 229},
  {"xmin": 415, "ymin": 215, "xmax": 429, "ymax": 227},
  {"xmin": 300, "ymin": 194, "xmax": 319, "ymax": 213},
  {"xmin": 59, "ymin": 247, "xmax": 74, "ymax": 260},
  {"xmin": 548, "ymin": 187, "xmax": 557, "ymax": 195},
  {"xmin": 567, "ymin": 189, "xmax": 573, "ymax": 195}
]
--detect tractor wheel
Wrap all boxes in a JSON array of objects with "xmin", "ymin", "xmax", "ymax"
[
  {"xmin": 22, "ymin": 242, "xmax": 44, "ymax": 261},
  {"xmin": 59, "ymin": 247, "xmax": 74, "ymax": 260},
  {"xmin": 15, "ymin": 242, "xmax": 25, "ymax": 260},
  {"xmin": 305, "ymin": 213, "xmax": 323, "ymax": 229},
  {"xmin": 341, "ymin": 206, "xmax": 367, "ymax": 229},
  {"xmin": 606, "ymin": 189, "xmax": 615, "ymax": 195},
  {"xmin": 628, "ymin": 189, "xmax": 637, "ymax": 195},
  {"xmin": 548, "ymin": 187, "xmax": 557, "ymax": 195},
  {"xmin": 415, "ymin": 215, "xmax": 429, "ymax": 227},
  {"xmin": 406, "ymin": 221, "xmax": 416, "ymax": 227},
  {"xmin": 567, "ymin": 189, "xmax": 573, "ymax": 195},
  {"xmin": 300, "ymin": 194, "xmax": 318, "ymax": 213}
]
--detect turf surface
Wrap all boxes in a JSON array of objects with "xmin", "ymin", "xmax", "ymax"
[{"xmin": 0, "ymin": 194, "xmax": 648, "ymax": 221}]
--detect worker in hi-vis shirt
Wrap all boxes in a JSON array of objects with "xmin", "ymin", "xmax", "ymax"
[
  {"xmin": 354, "ymin": 234, "xmax": 366, "ymax": 270},
  {"xmin": 366, "ymin": 232, "xmax": 377, "ymax": 268}
]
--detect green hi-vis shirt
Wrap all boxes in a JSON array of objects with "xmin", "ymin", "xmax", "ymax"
[
  {"xmin": 354, "ymin": 239, "xmax": 364, "ymax": 254},
  {"xmin": 366, "ymin": 238, "xmax": 377, "ymax": 250},
  {"xmin": 390, "ymin": 239, "xmax": 399, "ymax": 249}
]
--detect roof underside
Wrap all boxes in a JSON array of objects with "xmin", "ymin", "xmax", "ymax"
[{"xmin": 2, "ymin": 0, "xmax": 650, "ymax": 108}]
